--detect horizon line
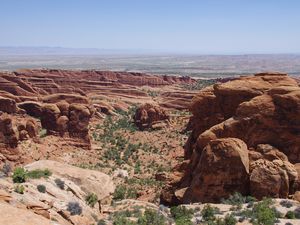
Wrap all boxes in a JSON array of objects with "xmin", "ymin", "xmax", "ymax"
[{"xmin": 1, "ymin": 46, "xmax": 300, "ymax": 56}]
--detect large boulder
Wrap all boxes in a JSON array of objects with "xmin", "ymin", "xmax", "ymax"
[
  {"xmin": 0, "ymin": 114, "xmax": 18, "ymax": 148},
  {"xmin": 40, "ymin": 103, "xmax": 61, "ymax": 133},
  {"xmin": 68, "ymin": 104, "xmax": 92, "ymax": 140},
  {"xmin": 25, "ymin": 119, "xmax": 38, "ymax": 138},
  {"xmin": 182, "ymin": 138, "xmax": 249, "ymax": 203},
  {"xmin": 250, "ymin": 159, "xmax": 290, "ymax": 199},
  {"xmin": 56, "ymin": 115, "xmax": 69, "ymax": 137},
  {"xmin": 249, "ymin": 144, "xmax": 298, "ymax": 199},
  {"xmin": 25, "ymin": 160, "xmax": 115, "ymax": 201},
  {"xmin": 134, "ymin": 103, "xmax": 169, "ymax": 130}
]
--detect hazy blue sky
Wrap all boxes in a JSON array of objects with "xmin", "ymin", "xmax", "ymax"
[{"xmin": 1, "ymin": 0, "xmax": 300, "ymax": 54}]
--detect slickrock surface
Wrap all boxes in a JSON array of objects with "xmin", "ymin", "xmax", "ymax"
[{"xmin": 0, "ymin": 160, "xmax": 115, "ymax": 225}]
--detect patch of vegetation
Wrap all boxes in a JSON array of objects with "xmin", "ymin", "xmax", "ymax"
[
  {"xmin": 221, "ymin": 192, "xmax": 256, "ymax": 206},
  {"xmin": 134, "ymin": 161, "xmax": 141, "ymax": 174},
  {"xmin": 234, "ymin": 198, "xmax": 277, "ymax": 225},
  {"xmin": 285, "ymin": 211, "xmax": 295, "ymax": 219},
  {"xmin": 201, "ymin": 204, "xmax": 220, "ymax": 222},
  {"xmin": 294, "ymin": 206, "xmax": 300, "ymax": 219},
  {"xmin": 67, "ymin": 202, "xmax": 82, "ymax": 215},
  {"xmin": 12, "ymin": 167, "xmax": 26, "ymax": 183},
  {"xmin": 111, "ymin": 208, "xmax": 167, "ymax": 225},
  {"xmin": 37, "ymin": 184, "xmax": 46, "ymax": 193},
  {"xmin": 26, "ymin": 169, "xmax": 52, "ymax": 179},
  {"xmin": 222, "ymin": 214, "xmax": 238, "ymax": 225},
  {"xmin": 85, "ymin": 193, "xmax": 98, "ymax": 207},
  {"xmin": 137, "ymin": 208, "xmax": 167, "ymax": 225},
  {"xmin": 181, "ymin": 79, "xmax": 218, "ymax": 90},
  {"xmin": 251, "ymin": 199, "xmax": 277, "ymax": 225},
  {"xmin": 280, "ymin": 200, "xmax": 293, "ymax": 208},
  {"xmin": 14, "ymin": 184, "xmax": 25, "ymax": 194},
  {"xmin": 113, "ymin": 185, "xmax": 138, "ymax": 201},
  {"xmin": 146, "ymin": 90, "xmax": 159, "ymax": 98},
  {"xmin": 12, "ymin": 167, "xmax": 52, "ymax": 183},
  {"xmin": 54, "ymin": 178, "xmax": 65, "ymax": 190},
  {"xmin": 170, "ymin": 206, "xmax": 194, "ymax": 225}
]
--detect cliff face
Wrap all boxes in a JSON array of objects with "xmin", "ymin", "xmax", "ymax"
[
  {"xmin": 7, "ymin": 69, "xmax": 194, "ymax": 95},
  {"xmin": 163, "ymin": 72, "xmax": 300, "ymax": 204}
]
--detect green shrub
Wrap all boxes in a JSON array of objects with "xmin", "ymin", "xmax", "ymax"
[
  {"xmin": 54, "ymin": 178, "xmax": 65, "ymax": 190},
  {"xmin": 245, "ymin": 196, "xmax": 257, "ymax": 203},
  {"xmin": 280, "ymin": 200, "xmax": 293, "ymax": 208},
  {"xmin": 67, "ymin": 202, "xmax": 82, "ymax": 215},
  {"xmin": 85, "ymin": 193, "xmax": 98, "ymax": 207},
  {"xmin": 12, "ymin": 168, "xmax": 52, "ymax": 183},
  {"xmin": 137, "ymin": 209, "xmax": 167, "ymax": 225},
  {"xmin": 126, "ymin": 187, "xmax": 138, "ymax": 199},
  {"xmin": 12, "ymin": 167, "xmax": 26, "ymax": 183},
  {"xmin": 113, "ymin": 215, "xmax": 135, "ymax": 225},
  {"xmin": 223, "ymin": 214, "xmax": 237, "ymax": 225},
  {"xmin": 294, "ymin": 206, "xmax": 300, "ymax": 218},
  {"xmin": 37, "ymin": 184, "xmax": 46, "ymax": 193},
  {"xmin": 285, "ymin": 211, "xmax": 295, "ymax": 219},
  {"xmin": 14, "ymin": 184, "xmax": 25, "ymax": 194},
  {"xmin": 113, "ymin": 185, "xmax": 127, "ymax": 200},
  {"xmin": 170, "ymin": 206, "xmax": 193, "ymax": 225},
  {"xmin": 26, "ymin": 169, "xmax": 52, "ymax": 179},
  {"xmin": 181, "ymin": 79, "xmax": 218, "ymax": 91},
  {"xmin": 251, "ymin": 198, "xmax": 276, "ymax": 225},
  {"xmin": 201, "ymin": 204, "xmax": 217, "ymax": 222},
  {"xmin": 113, "ymin": 185, "xmax": 138, "ymax": 201},
  {"xmin": 222, "ymin": 192, "xmax": 244, "ymax": 205}
]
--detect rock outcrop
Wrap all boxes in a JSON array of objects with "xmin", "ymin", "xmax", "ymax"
[
  {"xmin": 0, "ymin": 202, "xmax": 52, "ymax": 225},
  {"xmin": 164, "ymin": 72, "xmax": 300, "ymax": 204},
  {"xmin": 182, "ymin": 138, "xmax": 249, "ymax": 203},
  {"xmin": 25, "ymin": 160, "xmax": 115, "ymax": 201},
  {"xmin": 134, "ymin": 103, "xmax": 170, "ymax": 130},
  {"xmin": 0, "ymin": 96, "xmax": 17, "ymax": 113},
  {"xmin": 0, "ymin": 160, "xmax": 115, "ymax": 225}
]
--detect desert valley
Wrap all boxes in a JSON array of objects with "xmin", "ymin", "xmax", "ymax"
[
  {"xmin": 0, "ymin": 68, "xmax": 300, "ymax": 224},
  {"xmin": 1, "ymin": 1, "xmax": 300, "ymax": 224}
]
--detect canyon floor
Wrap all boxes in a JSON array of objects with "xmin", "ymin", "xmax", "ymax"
[{"xmin": 0, "ymin": 69, "xmax": 300, "ymax": 224}]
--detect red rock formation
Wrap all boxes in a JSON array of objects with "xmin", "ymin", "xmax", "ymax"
[
  {"xmin": 182, "ymin": 138, "xmax": 250, "ymax": 203},
  {"xmin": 0, "ymin": 114, "xmax": 18, "ymax": 148},
  {"xmin": 185, "ymin": 72, "xmax": 299, "ymax": 160},
  {"xmin": 134, "ymin": 103, "xmax": 170, "ymax": 130},
  {"xmin": 164, "ymin": 72, "xmax": 300, "ymax": 204}
]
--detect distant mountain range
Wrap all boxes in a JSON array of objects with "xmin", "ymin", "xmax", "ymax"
[{"xmin": 0, "ymin": 46, "xmax": 160, "ymax": 55}]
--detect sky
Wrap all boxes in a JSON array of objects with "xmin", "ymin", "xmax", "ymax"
[{"xmin": 1, "ymin": 0, "xmax": 300, "ymax": 54}]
